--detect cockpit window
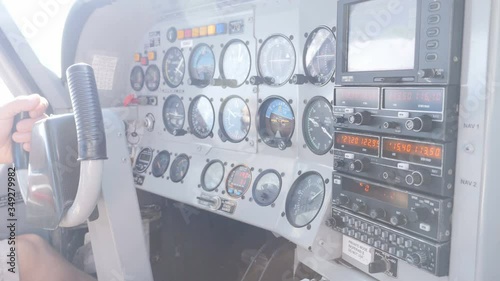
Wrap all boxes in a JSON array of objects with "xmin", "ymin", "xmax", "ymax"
[
  {"xmin": 1, "ymin": 0, "xmax": 76, "ymax": 77},
  {"xmin": 0, "ymin": 79, "xmax": 13, "ymax": 103}
]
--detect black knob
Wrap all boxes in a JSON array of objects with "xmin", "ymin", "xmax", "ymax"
[
  {"xmin": 348, "ymin": 111, "xmax": 372, "ymax": 125},
  {"xmin": 405, "ymin": 115, "xmax": 433, "ymax": 132},
  {"xmin": 352, "ymin": 201, "xmax": 367, "ymax": 213},
  {"xmin": 383, "ymin": 121, "xmax": 399, "ymax": 129},
  {"xmin": 326, "ymin": 215, "xmax": 345, "ymax": 228},
  {"xmin": 370, "ymin": 208, "xmax": 386, "ymax": 220},
  {"xmin": 406, "ymin": 251, "xmax": 428, "ymax": 266},
  {"xmin": 382, "ymin": 171, "xmax": 397, "ymax": 181},
  {"xmin": 350, "ymin": 158, "xmax": 370, "ymax": 173},
  {"xmin": 250, "ymin": 76, "xmax": 264, "ymax": 85},
  {"xmin": 405, "ymin": 171, "xmax": 430, "ymax": 187},
  {"xmin": 418, "ymin": 68, "xmax": 444, "ymax": 79},
  {"xmin": 409, "ymin": 207, "xmax": 431, "ymax": 223},
  {"xmin": 188, "ymin": 78, "xmax": 208, "ymax": 87},
  {"xmin": 390, "ymin": 214, "xmax": 408, "ymax": 226},
  {"xmin": 292, "ymin": 74, "xmax": 308, "ymax": 85},
  {"xmin": 334, "ymin": 160, "xmax": 345, "ymax": 169},
  {"xmin": 210, "ymin": 78, "xmax": 224, "ymax": 86},
  {"xmin": 338, "ymin": 195, "xmax": 350, "ymax": 206},
  {"xmin": 369, "ymin": 260, "xmax": 388, "ymax": 274},
  {"xmin": 333, "ymin": 116, "xmax": 346, "ymax": 124}
]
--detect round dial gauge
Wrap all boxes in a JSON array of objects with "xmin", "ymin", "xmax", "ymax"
[
  {"xmin": 134, "ymin": 147, "xmax": 153, "ymax": 173},
  {"xmin": 258, "ymin": 34, "xmax": 296, "ymax": 86},
  {"xmin": 163, "ymin": 95, "xmax": 185, "ymax": 135},
  {"xmin": 286, "ymin": 172, "xmax": 325, "ymax": 228},
  {"xmin": 163, "ymin": 47, "xmax": 185, "ymax": 88},
  {"xmin": 303, "ymin": 97, "xmax": 334, "ymax": 155},
  {"xmin": 257, "ymin": 97, "xmax": 295, "ymax": 149},
  {"xmin": 304, "ymin": 26, "xmax": 336, "ymax": 86},
  {"xmin": 189, "ymin": 44, "xmax": 216, "ymax": 87},
  {"xmin": 219, "ymin": 96, "xmax": 251, "ymax": 143},
  {"xmin": 188, "ymin": 95, "xmax": 215, "ymax": 139},
  {"xmin": 220, "ymin": 39, "xmax": 251, "ymax": 87},
  {"xmin": 252, "ymin": 170, "xmax": 282, "ymax": 206},
  {"xmin": 151, "ymin": 150, "xmax": 171, "ymax": 178},
  {"xmin": 170, "ymin": 154, "xmax": 190, "ymax": 183},
  {"xmin": 201, "ymin": 160, "xmax": 225, "ymax": 191},
  {"xmin": 130, "ymin": 66, "xmax": 145, "ymax": 91},
  {"xmin": 145, "ymin": 65, "xmax": 161, "ymax": 91},
  {"xmin": 226, "ymin": 165, "xmax": 252, "ymax": 198}
]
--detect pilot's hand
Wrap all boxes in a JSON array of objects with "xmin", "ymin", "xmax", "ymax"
[{"xmin": 0, "ymin": 94, "xmax": 49, "ymax": 164}]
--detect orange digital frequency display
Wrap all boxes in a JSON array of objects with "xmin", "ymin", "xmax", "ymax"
[
  {"xmin": 382, "ymin": 138, "xmax": 443, "ymax": 167},
  {"xmin": 334, "ymin": 133, "xmax": 380, "ymax": 156}
]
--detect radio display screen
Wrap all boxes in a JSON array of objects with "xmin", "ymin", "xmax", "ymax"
[
  {"xmin": 342, "ymin": 177, "xmax": 408, "ymax": 209},
  {"xmin": 347, "ymin": 0, "xmax": 418, "ymax": 72},
  {"xmin": 383, "ymin": 89, "xmax": 444, "ymax": 112},
  {"xmin": 335, "ymin": 132, "xmax": 380, "ymax": 156},
  {"xmin": 382, "ymin": 138, "xmax": 443, "ymax": 167},
  {"xmin": 335, "ymin": 88, "xmax": 379, "ymax": 108}
]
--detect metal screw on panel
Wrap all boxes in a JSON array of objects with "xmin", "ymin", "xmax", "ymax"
[
  {"xmin": 304, "ymin": 99, "xmax": 308, "ymax": 104},
  {"xmin": 303, "ymin": 144, "xmax": 307, "ymax": 149},
  {"xmin": 253, "ymin": 87, "xmax": 258, "ymax": 94},
  {"xmin": 197, "ymin": 146, "xmax": 202, "ymax": 152},
  {"xmin": 249, "ymin": 141, "xmax": 255, "ymax": 146},
  {"xmin": 447, "ymin": 183, "xmax": 453, "ymax": 190},
  {"xmin": 258, "ymin": 169, "xmax": 263, "ymax": 173},
  {"xmin": 453, "ymin": 56, "xmax": 459, "ymax": 62},
  {"xmin": 446, "ymin": 231, "xmax": 450, "ymax": 236},
  {"xmin": 447, "ymin": 202, "xmax": 453, "ymax": 208},
  {"xmin": 465, "ymin": 144, "xmax": 475, "ymax": 153},
  {"xmin": 121, "ymin": 158, "xmax": 127, "ymax": 163},
  {"xmin": 118, "ymin": 132, "xmax": 123, "ymax": 137}
]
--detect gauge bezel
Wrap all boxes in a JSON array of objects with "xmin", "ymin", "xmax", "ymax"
[
  {"xmin": 226, "ymin": 165, "xmax": 253, "ymax": 198},
  {"xmin": 285, "ymin": 171, "xmax": 325, "ymax": 228},
  {"xmin": 303, "ymin": 26, "xmax": 337, "ymax": 87},
  {"xmin": 219, "ymin": 39, "xmax": 252, "ymax": 88},
  {"xmin": 162, "ymin": 47, "xmax": 185, "ymax": 88},
  {"xmin": 256, "ymin": 96, "xmax": 295, "ymax": 149},
  {"xmin": 151, "ymin": 150, "xmax": 171, "ymax": 178},
  {"xmin": 200, "ymin": 160, "xmax": 225, "ymax": 192},
  {"xmin": 134, "ymin": 147, "xmax": 153, "ymax": 173},
  {"xmin": 257, "ymin": 34, "xmax": 297, "ymax": 87},
  {"xmin": 163, "ymin": 95, "xmax": 185, "ymax": 135},
  {"xmin": 145, "ymin": 64, "xmax": 161, "ymax": 91},
  {"xmin": 188, "ymin": 43, "xmax": 216, "ymax": 88},
  {"xmin": 219, "ymin": 95, "xmax": 251, "ymax": 143},
  {"xmin": 302, "ymin": 96, "xmax": 334, "ymax": 155},
  {"xmin": 188, "ymin": 95, "xmax": 215, "ymax": 139},
  {"xmin": 252, "ymin": 169, "xmax": 282, "ymax": 207},
  {"xmin": 130, "ymin": 66, "xmax": 145, "ymax": 91},
  {"xmin": 170, "ymin": 154, "xmax": 190, "ymax": 183}
]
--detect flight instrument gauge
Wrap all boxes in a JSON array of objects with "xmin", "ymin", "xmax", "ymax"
[
  {"xmin": 189, "ymin": 43, "xmax": 216, "ymax": 87},
  {"xmin": 162, "ymin": 95, "xmax": 186, "ymax": 136},
  {"xmin": 201, "ymin": 160, "xmax": 225, "ymax": 191},
  {"xmin": 257, "ymin": 97, "xmax": 295, "ymax": 150},
  {"xmin": 134, "ymin": 147, "xmax": 153, "ymax": 173},
  {"xmin": 163, "ymin": 47, "xmax": 185, "ymax": 88},
  {"xmin": 252, "ymin": 170, "xmax": 282, "ymax": 206},
  {"xmin": 304, "ymin": 26, "xmax": 336, "ymax": 86},
  {"xmin": 170, "ymin": 154, "xmax": 190, "ymax": 183},
  {"xmin": 220, "ymin": 39, "xmax": 251, "ymax": 87},
  {"xmin": 286, "ymin": 172, "xmax": 325, "ymax": 228},
  {"xmin": 303, "ymin": 96, "xmax": 334, "ymax": 155},
  {"xmin": 130, "ymin": 66, "xmax": 145, "ymax": 91},
  {"xmin": 151, "ymin": 150, "xmax": 171, "ymax": 178},
  {"xmin": 145, "ymin": 65, "xmax": 161, "ymax": 91},
  {"xmin": 226, "ymin": 165, "xmax": 252, "ymax": 198},
  {"xmin": 258, "ymin": 34, "xmax": 296, "ymax": 86},
  {"xmin": 188, "ymin": 95, "xmax": 215, "ymax": 139},
  {"xmin": 219, "ymin": 96, "xmax": 251, "ymax": 143}
]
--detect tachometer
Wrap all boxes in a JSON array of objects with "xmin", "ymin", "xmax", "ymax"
[
  {"xmin": 219, "ymin": 96, "xmax": 251, "ymax": 143},
  {"xmin": 257, "ymin": 97, "xmax": 295, "ymax": 150},
  {"xmin": 226, "ymin": 165, "xmax": 252, "ymax": 198},
  {"xmin": 163, "ymin": 47, "xmax": 185, "ymax": 88},
  {"xmin": 170, "ymin": 154, "xmax": 190, "ymax": 183},
  {"xmin": 188, "ymin": 43, "xmax": 215, "ymax": 87},
  {"xmin": 220, "ymin": 39, "xmax": 251, "ymax": 87},
  {"xmin": 285, "ymin": 172, "xmax": 325, "ymax": 228},
  {"xmin": 303, "ymin": 96, "xmax": 334, "ymax": 155},
  {"xmin": 134, "ymin": 147, "xmax": 153, "ymax": 173},
  {"xmin": 188, "ymin": 95, "xmax": 215, "ymax": 139},
  {"xmin": 151, "ymin": 150, "xmax": 171, "ymax": 178},
  {"xmin": 163, "ymin": 95, "xmax": 186, "ymax": 136},
  {"xmin": 304, "ymin": 26, "xmax": 336, "ymax": 86},
  {"xmin": 258, "ymin": 34, "xmax": 296, "ymax": 86},
  {"xmin": 130, "ymin": 66, "xmax": 145, "ymax": 91},
  {"xmin": 252, "ymin": 170, "xmax": 282, "ymax": 206},
  {"xmin": 201, "ymin": 160, "xmax": 225, "ymax": 191},
  {"xmin": 145, "ymin": 64, "xmax": 161, "ymax": 91}
]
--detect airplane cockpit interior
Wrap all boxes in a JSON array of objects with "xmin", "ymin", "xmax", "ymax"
[{"xmin": 0, "ymin": 0, "xmax": 499, "ymax": 280}]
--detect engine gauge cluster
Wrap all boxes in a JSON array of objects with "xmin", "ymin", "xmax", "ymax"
[
  {"xmin": 201, "ymin": 160, "xmax": 225, "ymax": 191},
  {"xmin": 226, "ymin": 165, "xmax": 252, "ymax": 198}
]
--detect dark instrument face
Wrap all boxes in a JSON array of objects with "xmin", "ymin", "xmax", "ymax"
[
  {"xmin": 170, "ymin": 154, "xmax": 190, "ymax": 183},
  {"xmin": 303, "ymin": 97, "xmax": 334, "ymax": 155},
  {"xmin": 163, "ymin": 95, "xmax": 185, "ymax": 135},
  {"xmin": 286, "ymin": 172, "xmax": 325, "ymax": 228},
  {"xmin": 189, "ymin": 95, "xmax": 215, "ymax": 139},
  {"xmin": 152, "ymin": 150, "xmax": 171, "ymax": 178},
  {"xmin": 304, "ymin": 27, "xmax": 336, "ymax": 86},
  {"xmin": 130, "ymin": 66, "xmax": 145, "ymax": 91},
  {"xmin": 145, "ymin": 64, "xmax": 161, "ymax": 91},
  {"xmin": 163, "ymin": 47, "xmax": 185, "ymax": 88}
]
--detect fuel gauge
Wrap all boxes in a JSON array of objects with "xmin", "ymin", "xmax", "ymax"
[{"xmin": 145, "ymin": 65, "xmax": 161, "ymax": 91}]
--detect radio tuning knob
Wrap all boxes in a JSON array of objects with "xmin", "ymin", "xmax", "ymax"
[
  {"xmin": 370, "ymin": 208, "xmax": 386, "ymax": 220},
  {"xmin": 249, "ymin": 76, "xmax": 264, "ymax": 85},
  {"xmin": 390, "ymin": 214, "xmax": 408, "ymax": 226},
  {"xmin": 409, "ymin": 207, "xmax": 431, "ymax": 223},
  {"xmin": 382, "ymin": 171, "xmax": 397, "ymax": 181},
  {"xmin": 406, "ymin": 251, "xmax": 428, "ymax": 266},
  {"xmin": 352, "ymin": 201, "xmax": 367, "ymax": 213},
  {"xmin": 333, "ymin": 116, "xmax": 346, "ymax": 124},
  {"xmin": 292, "ymin": 74, "xmax": 308, "ymax": 85},
  {"xmin": 326, "ymin": 215, "xmax": 345, "ymax": 228},
  {"xmin": 418, "ymin": 68, "xmax": 443, "ymax": 79},
  {"xmin": 350, "ymin": 158, "xmax": 370, "ymax": 173},
  {"xmin": 334, "ymin": 160, "xmax": 345, "ymax": 169},
  {"xmin": 405, "ymin": 115, "xmax": 433, "ymax": 132},
  {"xmin": 405, "ymin": 171, "xmax": 430, "ymax": 187},
  {"xmin": 383, "ymin": 121, "xmax": 399, "ymax": 129},
  {"xmin": 349, "ymin": 111, "xmax": 372, "ymax": 125},
  {"xmin": 338, "ymin": 195, "xmax": 350, "ymax": 206}
]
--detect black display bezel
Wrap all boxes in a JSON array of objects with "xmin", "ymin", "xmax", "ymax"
[
  {"xmin": 303, "ymin": 26, "xmax": 337, "ymax": 87},
  {"xmin": 256, "ymin": 96, "xmax": 295, "ymax": 149},
  {"xmin": 257, "ymin": 34, "xmax": 297, "ymax": 87},
  {"xmin": 219, "ymin": 39, "xmax": 252, "ymax": 88},
  {"xmin": 252, "ymin": 169, "xmax": 282, "ymax": 207},
  {"xmin": 162, "ymin": 47, "xmax": 185, "ymax": 88},
  {"xmin": 188, "ymin": 43, "xmax": 216, "ymax": 88},
  {"xmin": 302, "ymin": 96, "xmax": 334, "ymax": 155},
  {"xmin": 145, "ymin": 64, "xmax": 161, "ymax": 91},
  {"xmin": 188, "ymin": 95, "xmax": 215, "ymax": 139},
  {"xmin": 285, "ymin": 171, "xmax": 325, "ymax": 228},
  {"xmin": 226, "ymin": 165, "xmax": 253, "ymax": 198},
  {"xmin": 219, "ymin": 95, "xmax": 251, "ymax": 143},
  {"xmin": 162, "ymin": 95, "xmax": 185, "ymax": 135},
  {"xmin": 170, "ymin": 154, "xmax": 190, "ymax": 183},
  {"xmin": 200, "ymin": 160, "xmax": 225, "ymax": 192},
  {"xmin": 151, "ymin": 150, "xmax": 171, "ymax": 178},
  {"xmin": 134, "ymin": 147, "xmax": 153, "ymax": 173},
  {"xmin": 130, "ymin": 66, "xmax": 145, "ymax": 91}
]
